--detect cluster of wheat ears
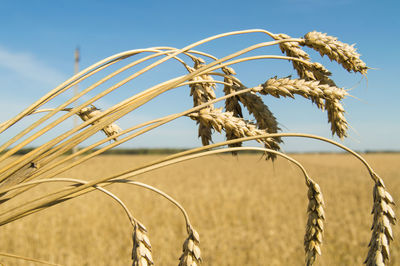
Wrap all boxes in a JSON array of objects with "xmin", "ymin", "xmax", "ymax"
[{"xmin": 0, "ymin": 29, "xmax": 396, "ymax": 266}]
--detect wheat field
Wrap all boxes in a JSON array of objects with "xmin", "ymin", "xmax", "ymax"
[{"xmin": 0, "ymin": 153, "xmax": 397, "ymax": 265}]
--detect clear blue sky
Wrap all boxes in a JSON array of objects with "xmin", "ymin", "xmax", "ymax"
[{"xmin": 0, "ymin": 0, "xmax": 399, "ymax": 152}]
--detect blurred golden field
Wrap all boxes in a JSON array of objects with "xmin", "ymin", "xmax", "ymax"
[{"xmin": 0, "ymin": 153, "xmax": 398, "ymax": 265}]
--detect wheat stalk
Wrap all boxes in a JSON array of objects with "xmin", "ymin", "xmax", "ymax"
[{"xmin": 0, "ymin": 252, "xmax": 61, "ymax": 266}]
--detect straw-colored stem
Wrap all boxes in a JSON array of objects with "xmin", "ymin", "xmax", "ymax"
[
  {"xmin": 112, "ymin": 179, "xmax": 192, "ymax": 230},
  {"xmin": 0, "ymin": 146, "xmax": 313, "ymax": 225},
  {"xmin": 0, "ymin": 252, "xmax": 61, "ymax": 266},
  {"xmin": 0, "ymin": 177, "xmax": 193, "ymax": 229},
  {"xmin": 2, "ymin": 177, "xmax": 136, "ymax": 226},
  {"xmin": 32, "ymin": 116, "xmax": 170, "ymax": 178}
]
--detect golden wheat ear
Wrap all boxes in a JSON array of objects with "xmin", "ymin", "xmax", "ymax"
[
  {"xmin": 365, "ymin": 175, "xmax": 396, "ymax": 266},
  {"xmin": 132, "ymin": 221, "xmax": 154, "ymax": 266},
  {"xmin": 179, "ymin": 227, "xmax": 202, "ymax": 266},
  {"xmin": 303, "ymin": 31, "xmax": 368, "ymax": 74},
  {"xmin": 304, "ymin": 180, "xmax": 325, "ymax": 266}
]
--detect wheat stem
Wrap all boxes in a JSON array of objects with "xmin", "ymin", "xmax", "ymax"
[
  {"xmin": 0, "ymin": 146, "xmax": 313, "ymax": 225},
  {"xmin": 0, "ymin": 252, "xmax": 61, "ymax": 266}
]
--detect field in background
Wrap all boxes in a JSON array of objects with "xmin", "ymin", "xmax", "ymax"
[{"xmin": 0, "ymin": 153, "xmax": 398, "ymax": 265}]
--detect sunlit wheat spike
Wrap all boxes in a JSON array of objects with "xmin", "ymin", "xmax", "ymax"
[
  {"xmin": 304, "ymin": 179, "xmax": 325, "ymax": 266},
  {"xmin": 76, "ymin": 106, "xmax": 121, "ymax": 140},
  {"xmin": 222, "ymin": 66, "xmax": 244, "ymax": 153},
  {"xmin": 274, "ymin": 33, "xmax": 318, "ymax": 80},
  {"xmin": 274, "ymin": 33, "xmax": 315, "ymax": 82},
  {"xmin": 275, "ymin": 33, "xmax": 310, "ymax": 61},
  {"xmin": 238, "ymin": 91, "xmax": 280, "ymax": 134},
  {"xmin": 236, "ymin": 89, "xmax": 282, "ymax": 150},
  {"xmin": 256, "ymin": 77, "xmax": 348, "ymax": 138},
  {"xmin": 222, "ymin": 66, "xmax": 243, "ymax": 119},
  {"xmin": 274, "ymin": 33, "xmax": 338, "ymax": 87},
  {"xmin": 365, "ymin": 176, "xmax": 396, "ymax": 266},
  {"xmin": 259, "ymin": 77, "xmax": 348, "ymax": 102},
  {"xmin": 188, "ymin": 68, "xmax": 216, "ymax": 107},
  {"xmin": 179, "ymin": 227, "xmax": 201, "ymax": 266},
  {"xmin": 303, "ymin": 31, "xmax": 368, "ymax": 74},
  {"xmin": 188, "ymin": 108, "xmax": 279, "ymax": 159},
  {"xmin": 132, "ymin": 221, "xmax": 154, "ymax": 266},
  {"xmin": 188, "ymin": 61, "xmax": 216, "ymax": 146},
  {"xmin": 325, "ymin": 99, "xmax": 348, "ymax": 139}
]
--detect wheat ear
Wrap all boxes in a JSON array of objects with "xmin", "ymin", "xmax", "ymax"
[
  {"xmin": 255, "ymin": 77, "xmax": 348, "ymax": 138},
  {"xmin": 303, "ymin": 31, "xmax": 368, "ymax": 74},
  {"xmin": 221, "ymin": 66, "xmax": 242, "ymax": 117},
  {"xmin": 76, "ymin": 105, "xmax": 121, "ymax": 140},
  {"xmin": 188, "ymin": 108, "xmax": 279, "ymax": 159},
  {"xmin": 304, "ymin": 179, "xmax": 325, "ymax": 266},
  {"xmin": 222, "ymin": 66, "xmax": 244, "ymax": 153},
  {"xmin": 273, "ymin": 33, "xmax": 335, "ymax": 86},
  {"xmin": 274, "ymin": 33, "xmax": 311, "ymax": 77},
  {"xmin": 132, "ymin": 221, "xmax": 154, "ymax": 266},
  {"xmin": 365, "ymin": 174, "xmax": 396, "ymax": 266},
  {"xmin": 222, "ymin": 66, "xmax": 281, "ymax": 135},
  {"xmin": 237, "ymin": 92, "xmax": 280, "ymax": 134},
  {"xmin": 179, "ymin": 226, "xmax": 202, "ymax": 266},
  {"xmin": 188, "ymin": 59, "xmax": 217, "ymax": 146},
  {"xmin": 325, "ymin": 98, "xmax": 348, "ymax": 139},
  {"xmin": 221, "ymin": 66, "xmax": 281, "ymax": 154}
]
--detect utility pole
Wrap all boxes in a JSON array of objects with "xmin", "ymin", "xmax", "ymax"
[{"xmin": 72, "ymin": 47, "xmax": 80, "ymax": 155}]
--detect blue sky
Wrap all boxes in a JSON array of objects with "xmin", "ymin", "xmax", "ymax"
[{"xmin": 0, "ymin": 0, "xmax": 399, "ymax": 152}]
